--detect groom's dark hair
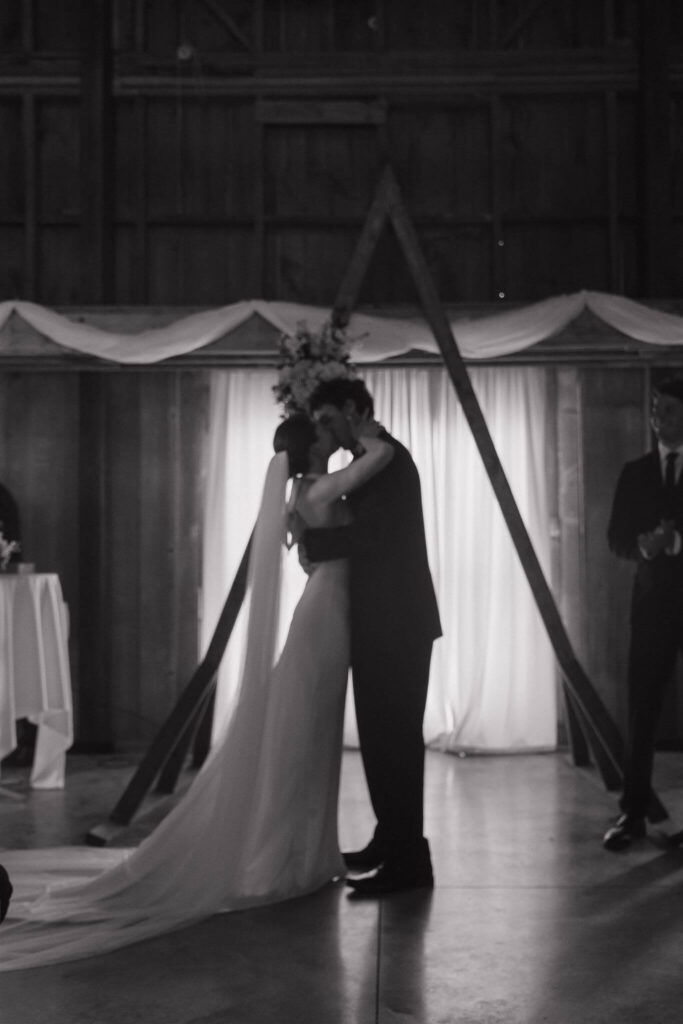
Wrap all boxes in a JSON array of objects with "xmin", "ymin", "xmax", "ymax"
[
  {"xmin": 273, "ymin": 413, "xmax": 317, "ymax": 477},
  {"xmin": 309, "ymin": 378, "xmax": 374, "ymax": 418}
]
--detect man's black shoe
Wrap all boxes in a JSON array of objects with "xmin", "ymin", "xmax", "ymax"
[
  {"xmin": 0, "ymin": 864, "xmax": 13, "ymax": 923},
  {"xmin": 602, "ymin": 814, "xmax": 646, "ymax": 851},
  {"xmin": 346, "ymin": 861, "xmax": 434, "ymax": 897},
  {"xmin": 343, "ymin": 838, "xmax": 385, "ymax": 873}
]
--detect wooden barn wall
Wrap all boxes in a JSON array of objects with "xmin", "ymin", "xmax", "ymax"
[
  {"xmin": 0, "ymin": 369, "xmax": 207, "ymax": 748},
  {"xmin": 0, "ymin": 0, "xmax": 682, "ymax": 750},
  {"xmin": 0, "ymin": 0, "xmax": 680, "ymax": 306},
  {"xmin": 3, "ymin": 352, "xmax": 683, "ymax": 752}
]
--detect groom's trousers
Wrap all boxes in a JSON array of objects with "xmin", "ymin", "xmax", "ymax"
[{"xmin": 351, "ymin": 634, "xmax": 433, "ymax": 852}]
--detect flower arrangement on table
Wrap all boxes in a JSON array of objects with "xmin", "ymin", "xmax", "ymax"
[
  {"xmin": 272, "ymin": 319, "xmax": 357, "ymax": 416},
  {"xmin": 0, "ymin": 529, "xmax": 19, "ymax": 571}
]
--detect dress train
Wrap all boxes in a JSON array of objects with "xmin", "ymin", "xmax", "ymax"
[{"xmin": 0, "ymin": 454, "xmax": 349, "ymax": 971}]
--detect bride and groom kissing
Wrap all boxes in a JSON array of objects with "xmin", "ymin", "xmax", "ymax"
[
  {"xmin": 0, "ymin": 374, "xmax": 440, "ymax": 970},
  {"xmin": 275, "ymin": 376, "xmax": 442, "ymax": 896}
]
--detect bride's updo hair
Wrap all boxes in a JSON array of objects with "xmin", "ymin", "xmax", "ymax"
[{"xmin": 273, "ymin": 413, "xmax": 317, "ymax": 477}]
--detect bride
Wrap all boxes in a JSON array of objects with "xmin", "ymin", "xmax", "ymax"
[{"xmin": 0, "ymin": 413, "xmax": 393, "ymax": 971}]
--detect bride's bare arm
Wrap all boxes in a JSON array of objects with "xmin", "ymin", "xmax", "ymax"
[{"xmin": 306, "ymin": 434, "xmax": 394, "ymax": 506}]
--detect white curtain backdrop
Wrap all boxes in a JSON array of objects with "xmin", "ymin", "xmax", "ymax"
[{"xmin": 201, "ymin": 365, "xmax": 556, "ymax": 753}]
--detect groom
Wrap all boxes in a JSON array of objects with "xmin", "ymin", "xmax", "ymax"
[{"xmin": 304, "ymin": 378, "xmax": 441, "ymax": 895}]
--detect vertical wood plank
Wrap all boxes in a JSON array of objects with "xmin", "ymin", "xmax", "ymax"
[
  {"xmin": 176, "ymin": 371, "xmax": 207, "ymax": 683},
  {"xmin": 106, "ymin": 373, "xmax": 142, "ymax": 745},
  {"xmin": 22, "ymin": 93, "xmax": 36, "ymax": 299},
  {"xmin": 135, "ymin": 95, "xmax": 148, "ymax": 303},
  {"xmin": 77, "ymin": 372, "xmax": 113, "ymax": 747},
  {"xmin": 252, "ymin": 0, "xmax": 263, "ymax": 54},
  {"xmin": 544, "ymin": 367, "xmax": 570, "ymax": 748},
  {"xmin": 637, "ymin": 0, "xmax": 672, "ymax": 296},
  {"xmin": 21, "ymin": 0, "xmax": 34, "ymax": 52},
  {"xmin": 253, "ymin": 112, "xmax": 265, "ymax": 296},
  {"xmin": 582, "ymin": 368, "xmax": 644, "ymax": 737},
  {"xmin": 489, "ymin": 94, "xmax": 504, "ymax": 300},
  {"xmin": 138, "ymin": 375, "xmax": 176, "ymax": 740},
  {"xmin": 555, "ymin": 368, "xmax": 587, "ymax": 663},
  {"xmin": 80, "ymin": 0, "xmax": 115, "ymax": 302},
  {"xmin": 134, "ymin": 0, "xmax": 146, "ymax": 50},
  {"xmin": 605, "ymin": 90, "xmax": 621, "ymax": 293}
]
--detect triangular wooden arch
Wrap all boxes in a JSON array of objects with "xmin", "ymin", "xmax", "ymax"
[
  {"xmin": 334, "ymin": 166, "xmax": 665, "ymax": 820},
  {"xmin": 87, "ymin": 166, "xmax": 666, "ymax": 846}
]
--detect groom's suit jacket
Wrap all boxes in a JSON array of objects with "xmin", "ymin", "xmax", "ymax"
[
  {"xmin": 608, "ymin": 449, "xmax": 683, "ymax": 619},
  {"xmin": 304, "ymin": 429, "xmax": 441, "ymax": 649}
]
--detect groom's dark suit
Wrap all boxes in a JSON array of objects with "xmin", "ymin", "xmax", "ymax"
[
  {"xmin": 304, "ymin": 429, "xmax": 441, "ymax": 859},
  {"xmin": 608, "ymin": 448, "xmax": 683, "ymax": 819}
]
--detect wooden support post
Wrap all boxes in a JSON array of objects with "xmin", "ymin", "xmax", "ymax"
[
  {"xmin": 87, "ymin": 533, "xmax": 253, "ymax": 844},
  {"xmin": 80, "ymin": 0, "xmax": 115, "ymax": 302},
  {"xmin": 637, "ymin": 0, "xmax": 672, "ymax": 297},
  {"xmin": 78, "ymin": 374, "xmax": 113, "ymax": 750}
]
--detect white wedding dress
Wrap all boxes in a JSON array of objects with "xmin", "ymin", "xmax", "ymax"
[{"xmin": 0, "ymin": 453, "xmax": 350, "ymax": 971}]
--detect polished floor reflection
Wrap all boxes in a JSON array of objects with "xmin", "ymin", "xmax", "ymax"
[{"xmin": 1, "ymin": 748, "xmax": 683, "ymax": 1023}]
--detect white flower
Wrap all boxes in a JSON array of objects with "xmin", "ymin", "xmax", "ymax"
[
  {"xmin": 272, "ymin": 319, "xmax": 357, "ymax": 414},
  {"xmin": 317, "ymin": 360, "xmax": 347, "ymax": 381}
]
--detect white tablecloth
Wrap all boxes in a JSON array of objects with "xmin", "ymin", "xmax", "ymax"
[{"xmin": 0, "ymin": 573, "xmax": 73, "ymax": 788}]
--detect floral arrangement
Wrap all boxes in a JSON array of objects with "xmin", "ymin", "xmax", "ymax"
[
  {"xmin": 272, "ymin": 319, "xmax": 357, "ymax": 416},
  {"xmin": 0, "ymin": 529, "xmax": 19, "ymax": 571}
]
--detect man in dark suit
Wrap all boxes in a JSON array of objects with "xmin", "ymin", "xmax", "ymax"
[
  {"xmin": 305, "ymin": 378, "xmax": 441, "ymax": 894},
  {"xmin": 603, "ymin": 377, "xmax": 683, "ymax": 850}
]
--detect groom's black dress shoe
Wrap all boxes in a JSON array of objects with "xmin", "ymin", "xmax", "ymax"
[
  {"xmin": 0, "ymin": 864, "xmax": 13, "ymax": 923},
  {"xmin": 346, "ymin": 860, "xmax": 434, "ymax": 897},
  {"xmin": 602, "ymin": 814, "xmax": 646, "ymax": 852},
  {"xmin": 343, "ymin": 838, "xmax": 385, "ymax": 873}
]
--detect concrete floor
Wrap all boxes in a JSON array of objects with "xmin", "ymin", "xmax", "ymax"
[{"xmin": 1, "ymin": 748, "xmax": 683, "ymax": 1023}]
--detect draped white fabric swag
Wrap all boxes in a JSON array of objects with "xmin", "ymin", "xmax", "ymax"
[
  {"xmin": 202, "ymin": 365, "xmax": 555, "ymax": 753},
  {"xmin": 4, "ymin": 289, "xmax": 683, "ymax": 365}
]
